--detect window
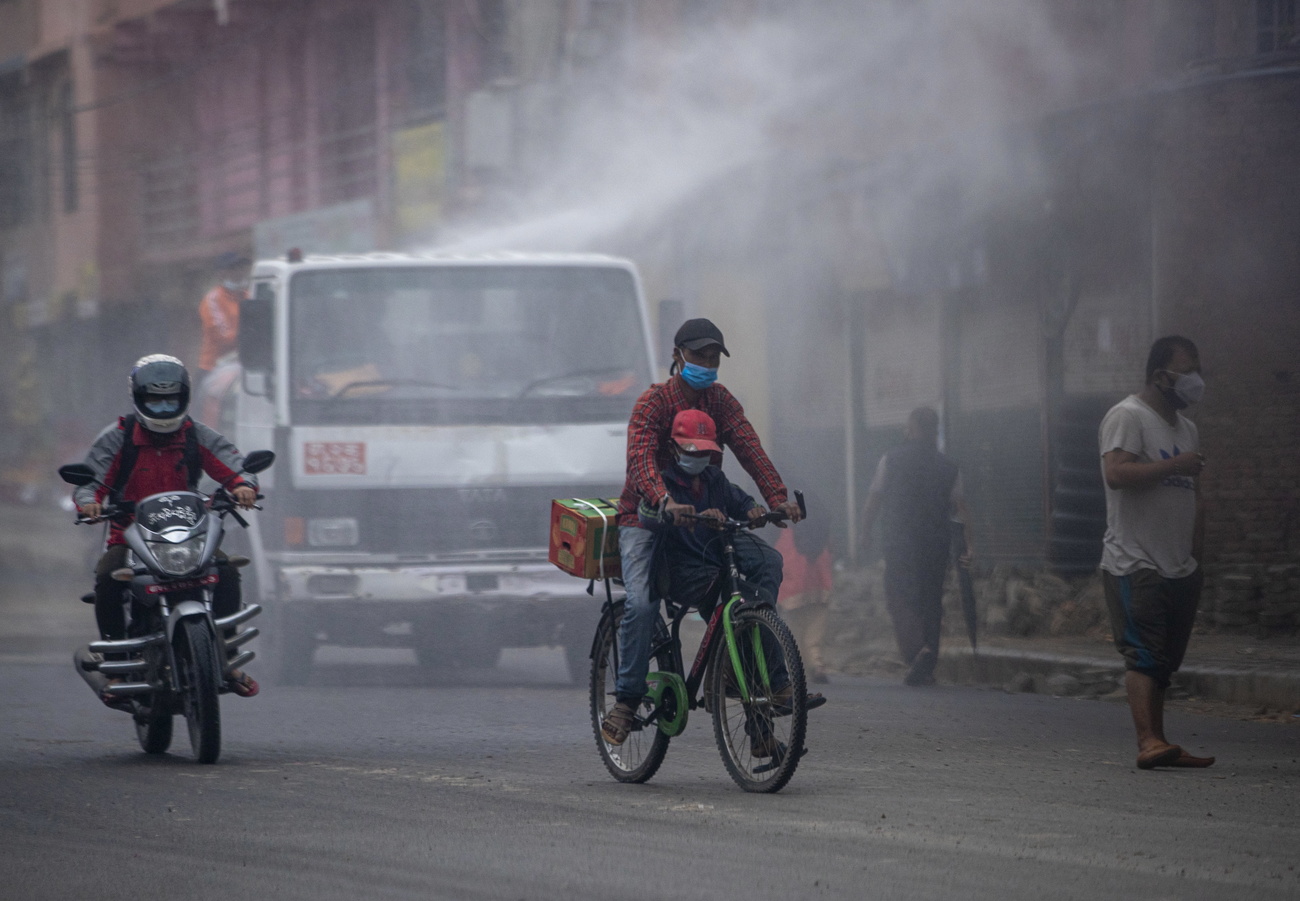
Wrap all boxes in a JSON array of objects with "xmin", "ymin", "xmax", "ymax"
[
  {"xmin": 288, "ymin": 266, "xmax": 650, "ymax": 425},
  {"xmin": 1257, "ymin": 0, "xmax": 1298, "ymax": 53},
  {"xmin": 319, "ymin": 13, "xmax": 378, "ymax": 203}
]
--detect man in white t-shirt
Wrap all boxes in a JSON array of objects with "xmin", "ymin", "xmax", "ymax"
[{"xmin": 1099, "ymin": 335, "xmax": 1213, "ymax": 770}]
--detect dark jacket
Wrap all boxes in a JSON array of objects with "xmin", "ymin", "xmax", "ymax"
[
  {"xmin": 639, "ymin": 462, "xmax": 758, "ymax": 567},
  {"xmin": 878, "ymin": 440, "xmax": 959, "ymax": 554}
]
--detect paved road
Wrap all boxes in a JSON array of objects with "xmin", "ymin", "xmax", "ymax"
[{"xmin": 1, "ymin": 566, "xmax": 1297, "ymax": 900}]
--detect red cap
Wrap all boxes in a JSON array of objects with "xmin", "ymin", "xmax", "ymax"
[{"xmin": 671, "ymin": 409, "xmax": 721, "ymax": 454}]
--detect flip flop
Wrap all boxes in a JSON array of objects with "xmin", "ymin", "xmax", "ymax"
[
  {"xmin": 1136, "ymin": 743, "xmax": 1182, "ymax": 769},
  {"xmin": 227, "ymin": 671, "xmax": 260, "ymax": 698},
  {"xmin": 1171, "ymin": 751, "xmax": 1215, "ymax": 768}
]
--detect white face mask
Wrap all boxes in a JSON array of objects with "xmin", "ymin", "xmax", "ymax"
[
  {"xmin": 1161, "ymin": 370, "xmax": 1205, "ymax": 407},
  {"xmin": 676, "ymin": 452, "xmax": 710, "ymax": 476}
]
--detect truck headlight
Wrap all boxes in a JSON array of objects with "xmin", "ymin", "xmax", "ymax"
[
  {"xmin": 151, "ymin": 536, "xmax": 205, "ymax": 576},
  {"xmin": 307, "ymin": 517, "xmax": 360, "ymax": 547}
]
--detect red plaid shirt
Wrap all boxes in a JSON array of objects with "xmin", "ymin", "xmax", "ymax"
[{"xmin": 617, "ymin": 377, "xmax": 787, "ymax": 526}]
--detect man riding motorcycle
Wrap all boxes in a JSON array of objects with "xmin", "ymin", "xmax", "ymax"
[{"xmin": 73, "ymin": 354, "xmax": 260, "ymax": 705}]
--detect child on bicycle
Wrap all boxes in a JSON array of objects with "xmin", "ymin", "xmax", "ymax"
[{"xmin": 601, "ymin": 409, "xmax": 824, "ymax": 747}]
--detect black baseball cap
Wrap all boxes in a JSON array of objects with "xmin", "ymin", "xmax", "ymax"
[{"xmin": 673, "ymin": 318, "xmax": 730, "ymax": 356}]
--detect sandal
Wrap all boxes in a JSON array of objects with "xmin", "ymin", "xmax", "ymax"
[
  {"xmin": 600, "ymin": 701, "xmax": 636, "ymax": 745},
  {"xmin": 227, "ymin": 670, "xmax": 260, "ymax": 698}
]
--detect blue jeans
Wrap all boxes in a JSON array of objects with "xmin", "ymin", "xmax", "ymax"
[
  {"xmin": 614, "ymin": 526, "xmax": 659, "ymax": 702},
  {"xmin": 614, "ymin": 526, "xmax": 786, "ymax": 702}
]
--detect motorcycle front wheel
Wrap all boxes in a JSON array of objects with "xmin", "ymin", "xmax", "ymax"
[
  {"xmin": 176, "ymin": 619, "xmax": 222, "ymax": 764},
  {"xmin": 134, "ymin": 704, "xmax": 173, "ymax": 754}
]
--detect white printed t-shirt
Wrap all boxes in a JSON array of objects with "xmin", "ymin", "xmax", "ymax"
[{"xmin": 1098, "ymin": 395, "xmax": 1199, "ymax": 579}]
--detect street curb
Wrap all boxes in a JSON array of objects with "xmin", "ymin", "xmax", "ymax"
[{"xmin": 938, "ymin": 646, "xmax": 1300, "ymax": 711}]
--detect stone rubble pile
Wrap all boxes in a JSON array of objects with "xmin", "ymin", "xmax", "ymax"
[
  {"xmin": 1203, "ymin": 562, "xmax": 1300, "ymax": 636},
  {"xmin": 822, "ymin": 560, "xmax": 1300, "ymax": 677},
  {"xmin": 817, "ymin": 558, "xmax": 1300, "ymax": 705}
]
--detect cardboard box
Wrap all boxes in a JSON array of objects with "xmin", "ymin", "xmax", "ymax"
[{"xmin": 549, "ymin": 498, "xmax": 621, "ymax": 580}]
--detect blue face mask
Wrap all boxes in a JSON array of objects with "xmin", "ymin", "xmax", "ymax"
[
  {"xmin": 676, "ymin": 452, "xmax": 710, "ymax": 476},
  {"xmin": 680, "ymin": 362, "xmax": 718, "ymax": 391}
]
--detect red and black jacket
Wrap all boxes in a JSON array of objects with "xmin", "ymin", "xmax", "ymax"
[{"xmin": 73, "ymin": 416, "xmax": 253, "ymax": 546}]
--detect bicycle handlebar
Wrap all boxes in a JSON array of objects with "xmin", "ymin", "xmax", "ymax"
[{"xmin": 663, "ymin": 489, "xmax": 807, "ymax": 531}]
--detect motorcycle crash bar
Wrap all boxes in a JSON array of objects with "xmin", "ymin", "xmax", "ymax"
[
  {"xmin": 73, "ymin": 647, "xmax": 153, "ymax": 698},
  {"xmin": 223, "ymin": 627, "xmax": 259, "ymax": 653},
  {"xmin": 212, "ymin": 603, "xmax": 262, "ymax": 631},
  {"xmin": 89, "ymin": 633, "xmax": 164, "ymax": 655},
  {"xmin": 224, "ymin": 650, "xmax": 255, "ymax": 675},
  {"xmin": 97, "ymin": 681, "xmax": 153, "ymax": 696},
  {"xmin": 97, "ymin": 658, "xmax": 149, "ymax": 677}
]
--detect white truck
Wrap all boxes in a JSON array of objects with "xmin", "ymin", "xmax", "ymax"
[{"xmin": 231, "ymin": 252, "xmax": 655, "ymax": 683}]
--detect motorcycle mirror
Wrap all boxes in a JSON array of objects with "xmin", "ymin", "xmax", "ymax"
[
  {"xmin": 241, "ymin": 450, "xmax": 275, "ymax": 475},
  {"xmin": 58, "ymin": 463, "xmax": 97, "ymax": 487}
]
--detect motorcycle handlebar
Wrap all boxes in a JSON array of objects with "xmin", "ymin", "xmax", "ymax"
[
  {"xmin": 76, "ymin": 490, "xmax": 264, "ymax": 525},
  {"xmin": 74, "ymin": 502, "xmax": 132, "ymax": 525}
]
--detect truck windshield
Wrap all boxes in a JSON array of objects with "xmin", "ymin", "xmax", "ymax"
[{"xmin": 288, "ymin": 265, "xmax": 651, "ymax": 425}]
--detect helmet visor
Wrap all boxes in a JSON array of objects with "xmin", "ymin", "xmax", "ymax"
[{"xmin": 141, "ymin": 394, "xmax": 184, "ymax": 417}]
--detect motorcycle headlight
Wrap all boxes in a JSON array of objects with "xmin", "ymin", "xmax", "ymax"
[{"xmin": 151, "ymin": 535, "xmax": 205, "ymax": 576}]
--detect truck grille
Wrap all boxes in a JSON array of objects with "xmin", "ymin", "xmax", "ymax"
[{"xmin": 264, "ymin": 485, "xmax": 622, "ymax": 555}]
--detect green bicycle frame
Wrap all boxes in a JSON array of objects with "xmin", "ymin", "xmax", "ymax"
[{"xmin": 720, "ymin": 593, "xmax": 773, "ymax": 703}]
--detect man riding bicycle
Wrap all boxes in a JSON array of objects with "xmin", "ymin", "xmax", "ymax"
[
  {"xmin": 604, "ymin": 319, "xmax": 803, "ymax": 743},
  {"xmin": 602, "ymin": 409, "xmax": 823, "ymax": 747}
]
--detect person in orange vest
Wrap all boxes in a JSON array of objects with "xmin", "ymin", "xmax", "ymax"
[
  {"xmin": 774, "ymin": 492, "xmax": 833, "ymax": 684},
  {"xmin": 198, "ymin": 252, "xmax": 248, "ymax": 375}
]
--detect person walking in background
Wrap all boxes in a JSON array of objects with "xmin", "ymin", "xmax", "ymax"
[
  {"xmin": 198, "ymin": 251, "xmax": 249, "ymax": 376},
  {"xmin": 774, "ymin": 494, "xmax": 832, "ymax": 684},
  {"xmin": 860, "ymin": 406, "xmax": 973, "ymax": 687},
  {"xmin": 1099, "ymin": 335, "xmax": 1214, "ymax": 770}
]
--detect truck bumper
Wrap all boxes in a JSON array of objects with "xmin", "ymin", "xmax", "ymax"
[{"xmin": 268, "ymin": 557, "xmax": 602, "ymax": 647}]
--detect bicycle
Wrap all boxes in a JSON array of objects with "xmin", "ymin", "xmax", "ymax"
[{"xmin": 585, "ymin": 494, "xmax": 809, "ymax": 793}]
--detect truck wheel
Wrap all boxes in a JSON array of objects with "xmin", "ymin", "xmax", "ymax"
[{"xmin": 413, "ymin": 626, "xmax": 454, "ymax": 672}]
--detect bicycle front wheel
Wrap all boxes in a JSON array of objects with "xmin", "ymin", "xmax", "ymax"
[
  {"xmin": 708, "ymin": 605, "xmax": 807, "ymax": 793},
  {"xmin": 590, "ymin": 602, "xmax": 672, "ymax": 784}
]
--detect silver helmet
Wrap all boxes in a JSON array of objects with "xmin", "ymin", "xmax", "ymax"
[{"xmin": 130, "ymin": 354, "xmax": 191, "ymax": 433}]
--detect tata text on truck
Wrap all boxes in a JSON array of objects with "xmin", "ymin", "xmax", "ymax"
[{"xmin": 234, "ymin": 252, "xmax": 653, "ymax": 683}]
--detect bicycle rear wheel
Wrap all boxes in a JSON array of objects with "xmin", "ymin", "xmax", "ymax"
[
  {"xmin": 708, "ymin": 605, "xmax": 807, "ymax": 793},
  {"xmin": 590, "ymin": 602, "xmax": 672, "ymax": 784}
]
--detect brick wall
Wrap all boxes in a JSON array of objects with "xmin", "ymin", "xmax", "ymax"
[{"xmin": 1151, "ymin": 71, "xmax": 1300, "ymax": 632}]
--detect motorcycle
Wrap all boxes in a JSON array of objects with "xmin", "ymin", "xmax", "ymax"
[{"xmin": 57, "ymin": 449, "xmax": 275, "ymax": 764}]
